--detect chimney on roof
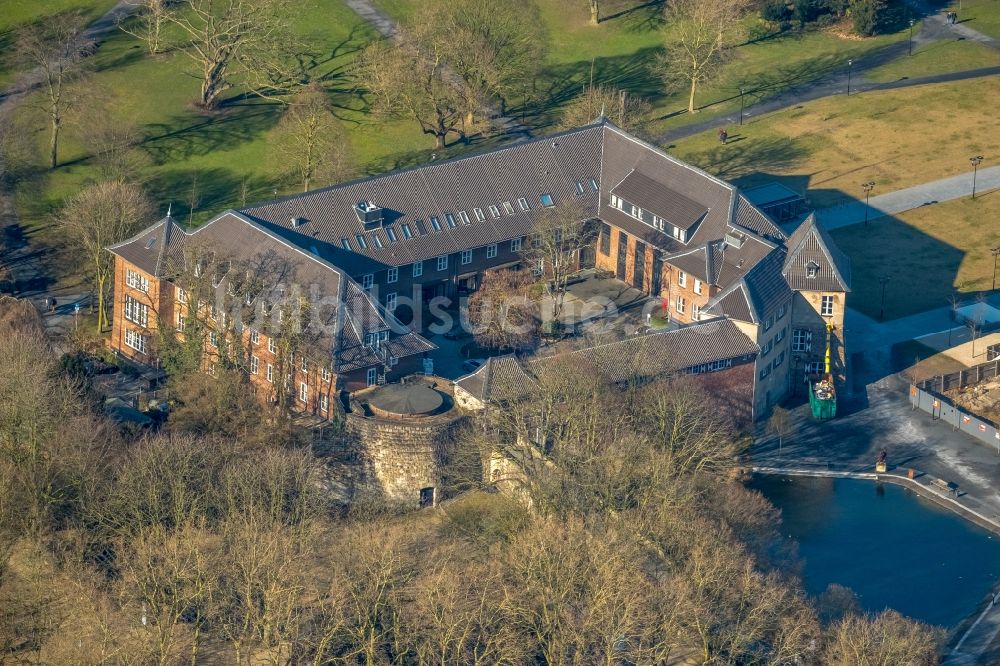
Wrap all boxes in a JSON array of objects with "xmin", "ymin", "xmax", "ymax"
[
  {"xmin": 355, "ymin": 201, "xmax": 383, "ymax": 226},
  {"xmin": 290, "ymin": 217, "xmax": 305, "ymax": 228}
]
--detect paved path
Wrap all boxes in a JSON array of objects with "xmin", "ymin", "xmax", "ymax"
[
  {"xmin": 806, "ymin": 165, "xmax": 1000, "ymax": 231},
  {"xmin": 341, "ymin": 0, "xmax": 531, "ymax": 141}
]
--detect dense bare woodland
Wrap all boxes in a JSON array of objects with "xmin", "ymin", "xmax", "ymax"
[{"xmin": 0, "ymin": 293, "xmax": 941, "ymax": 663}]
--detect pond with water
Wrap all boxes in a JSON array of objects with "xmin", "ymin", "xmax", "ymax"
[{"xmin": 748, "ymin": 475, "xmax": 1000, "ymax": 627}]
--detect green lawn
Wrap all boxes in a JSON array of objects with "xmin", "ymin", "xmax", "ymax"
[
  {"xmin": 669, "ymin": 77, "xmax": 1000, "ymax": 208},
  {"xmin": 830, "ymin": 192, "xmax": 1000, "ymax": 321},
  {"xmin": 0, "ymin": 0, "xmax": 118, "ymax": 88},
  {"xmin": 865, "ymin": 37, "xmax": 1000, "ymax": 83},
  {"xmin": 12, "ymin": 0, "xmax": 451, "ymax": 237},
  {"xmin": 948, "ymin": 0, "xmax": 1000, "ymax": 40}
]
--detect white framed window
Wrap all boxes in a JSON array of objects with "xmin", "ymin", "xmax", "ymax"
[
  {"xmin": 610, "ymin": 194, "xmax": 621, "ymax": 209},
  {"xmin": 775, "ymin": 327, "xmax": 786, "ymax": 343},
  {"xmin": 177, "ymin": 288, "xmax": 187, "ymax": 303},
  {"xmin": 386, "ymin": 292, "xmax": 397, "ymax": 311},
  {"xmin": 250, "ymin": 355, "xmax": 259, "ymax": 374},
  {"xmin": 517, "ymin": 197, "xmax": 530, "ymax": 211},
  {"xmin": 630, "ymin": 204, "xmax": 641, "ymax": 219},
  {"xmin": 575, "ymin": 181, "xmax": 585, "ymax": 194},
  {"xmin": 176, "ymin": 313, "xmax": 185, "ymax": 332},
  {"xmin": 266, "ymin": 363, "xmax": 274, "ymax": 382},
  {"xmin": 124, "ymin": 295, "xmax": 148, "ymax": 327},
  {"xmin": 321, "ymin": 367, "xmax": 331, "ymax": 382},
  {"xmin": 532, "ymin": 259, "xmax": 544, "ymax": 276},
  {"xmin": 125, "ymin": 269, "xmax": 149, "ymax": 292},
  {"xmin": 387, "ymin": 267, "xmax": 398, "ymax": 284},
  {"xmin": 401, "ymin": 223, "xmax": 413, "ymax": 238},
  {"xmin": 806, "ymin": 262, "xmax": 819, "ymax": 279},
  {"xmin": 589, "ymin": 178, "xmax": 599, "ymax": 191},
  {"xmin": 503, "ymin": 201, "xmax": 515, "ymax": 215},
  {"xmin": 299, "ymin": 382, "xmax": 308, "ymax": 403},
  {"xmin": 386, "ymin": 226, "xmax": 399, "ymax": 241},
  {"xmin": 301, "ymin": 357, "xmax": 309, "ymax": 372},
  {"xmin": 362, "ymin": 274, "xmax": 374, "ymax": 291},
  {"xmin": 207, "ymin": 363, "xmax": 216, "ymax": 376},
  {"xmin": 675, "ymin": 296, "xmax": 686, "ymax": 314},
  {"xmin": 209, "ymin": 330, "xmax": 218, "ymax": 347},
  {"xmin": 250, "ymin": 328, "xmax": 259, "ymax": 344},
  {"xmin": 461, "ymin": 250, "xmax": 472, "ymax": 265},
  {"xmin": 511, "ymin": 237, "xmax": 522, "ymax": 252},
  {"xmin": 320, "ymin": 393, "xmax": 329, "ymax": 412},
  {"xmin": 692, "ymin": 304, "xmax": 701, "ymax": 319},
  {"xmin": 821, "ymin": 295, "xmax": 834, "ymax": 316},
  {"xmin": 436, "ymin": 256, "xmax": 448, "ymax": 271},
  {"xmin": 761, "ymin": 338, "xmax": 773, "ymax": 356},
  {"xmin": 773, "ymin": 351, "xmax": 785, "ymax": 369},
  {"xmin": 474, "ymin": 208, "xmax": 485, "ymax": 221},
  {"xmin": 487, "ymin": 244, "xmax": 497, "ymax": 259},
  {"xmin": 777, "ymin": 303, "xmax": 787, "ymax": 320},
  {"xmin": 694, "ymin": 278, "xmax": 703, "ymax": 295},
  {"xmin": 124, "ymin": 328, "xmax": 147, "ymax": 354},
  {"xmin": 763, "ymin": 316, "xmax": 773, "ymax": 332},
  {"xmin": 412, "ymin": 261, "xmax": 423, "ymax": 278},
  {"xmin": 759, "ymin": 364, "xmax": 771, "ymax": 380},
  {"xmin": 488, "ymin": 205, "xmax": 500, "ymax": 218},
  {"xmin": 677, "ymin": 271, "xmax": 687, "ymax": 288},
  {"xmin": 459, "ymin": 211, "xmax": 471, "ymax": 225},
  {"xmin": 805, "ymin": 361, "xmax": 823, "ymax": 376},
  {"xmin": 268, "ymin": 337, "xmax": 276, "ymax": 354},
  {"xmin": 367, "ymin": 367, "xmax": 377, "ymax": 386},
  {"xmin": 792, "ymin": 329, "xmax": 812, "ymax": 353}
]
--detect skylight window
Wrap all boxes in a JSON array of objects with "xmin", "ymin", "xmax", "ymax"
[
  {"xmin": 575, "ymin": 181, "xmax": 585, "ymax": 194},
  {"xmin": 445, "ymin": 213, "xmax": 457, "ymax": 228},
  {"xmin": 414, "ymin": 219, "xmax": 427, "ymax": 235},
  {"xmin": 371, "ymin": 232, "xmax": 383, "ymax": 248},
  {"xmin": 540, "ymin": 193, "xmax": 555, "ymax": 207},
  {"xmin": 385, "ymin": 226, "xmax": 398, "ymax": 242},
  {"xmin": 459, "ymin": 211, "xmax": 471, "ymax": 225},
  {"xmin": 503, "ymin": 202, "xmax": 515, "ymax": 215},
  {"xmin": 355, "ymin": 234, "xmax": 368, "ymax": 249},
  {"xmin": 489, "ymin": 205, "xmax": 501, "ymax": 218},
  {"xmin": 474, "ymin": 208, "xmax": 485, "ymax": 221},
  {"xmin": 589, "ymin": 178, "xmax": 599, "ymax": 192},
  {"xmin": 430, "ymin": 216, "xmax": 442, "ymax": 231},
  {"xmin": 401, "ymin": 223, "xmax": 413, "ymax": 239},
  {"xmin": 145, "ymin": 237, "xmax": 156, "ymax": 249},
  {"xmin": 517, "ymin": 197, "xmax": 530, "ymax": 211},
  {"xmin": 341, "ymin": 238, "xmax": 352, "ymax": 251}
]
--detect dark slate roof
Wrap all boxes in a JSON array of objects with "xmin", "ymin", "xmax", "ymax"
[
  {"xmin": 733, "ymin": 194, "xmax": 786, "ymax": 242},
  {"xmin": 610, "ymin": 170, "xmax": 708, "ymax": 231},
  {"xmin": 664, "ymin": 228, "xmax": 777, "ymax": 290},
  {"xmin": 238, "ymin": 124, "xmax": 605, "ymax": 270},
  {"xmin": 454, "ymin": 354, "xmax": 536, "ymax": 403},
  {"xmin": 704, "ymin": 247, "xmax": 792, "ymax": 324},
  {"xmin": 108, "ymin": 211, "xmax": 434, "ymax": 369},
  {"xmin": 535, "ymin": 319, "xmax": 758, "ymax": 385},
  {"xmin": 783, "ymin": 214, "xmax": 852, "ymax": 292}
]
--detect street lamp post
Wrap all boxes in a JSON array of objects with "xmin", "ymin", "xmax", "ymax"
[
  {"xmin": 992, "ymin": 247, "xmax": 1000, "ymax": 291},
  {"xmin": 878, "ymin": 275, "xmax": 890, "ymax": 322},
  {"xmin": 909, "ymin": 19, "xmax": 915, "ymax": 56},
  {"xmin": 739, "ymin": 87, "xmax": 745, "ymax": 126},
  {"xmin": 847, "ymin": 59, "xmax": 853, "ymax": 95},
  {"xmin": 862, "ymin": 181, "xmax": 876, "ymax": 227},
  {"xmin": 970, "ymin": 155, "xmax": 984, "ymax": 199}
]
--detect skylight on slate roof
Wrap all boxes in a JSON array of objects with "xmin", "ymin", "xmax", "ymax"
[
  {"xmin": 414, "ymin": 219, "xmax": 427, "ymax": 235},
  {"xmin": 459, "ymin": 211, "xmax": 471, "ymax": 225},
  {"xmin": 401, "ymin": 223, "xmax": 413, "ymax": 239},
  {"xmin": 474, "ymin": 208, "xmax": 485, "ymax": 221},
  {"xmin": 430, "ymin": 216, "xmax": 442, "ymax": 231},
  {"xmin": 489, "ymin": 205, "xmax": 500, "ymax": 218},
  {"xmin": 386, "ymin": 226, "xmax": 398, "ymax": 242},
  {"xmin": 503, "ymin": 202, "xmax": 515, "ymax": 215},
  {"xmin": 518, "ymin": 198, "xmax": 530, "ymax": 211},
  {"xmin": 341, "ymin": 238, "xmax": 351, "ymax": 251},
  {"xmin": 445, "ymin": 213, "xmax": 457, "ymax": 228},
  {"xmin": 540, "ymin": 193, "xmax": 555, "ymax": 207}
]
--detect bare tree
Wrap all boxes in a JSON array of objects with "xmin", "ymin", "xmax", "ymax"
[
  {"xmin": 655, "ymin": 0, "xmax": 749, "ymax": 114},
  {"xmin": 823, "ymin": 610, "xmax": 943, "ymax": 665},
  {"xmin": 270, "ymin": 83, "xmax": 351, "ymax": 192},
  {"xmin": 559, "ymin": 83, "xmax": 651, "ymax": 132},
  {"xmin": 358, "ymin": 32, "xmax": 466, "ymax": 149},
  {"xmin": 59, "ymin": 181, "xmax": 154, "ymax": 332},
  {"xmin": 165, "ymin": 0, "xmax": 294, "ymax": 110},
  {"xmin": 518, "ymin": 199, "xmax": 595, "ymax": 328},
  {"xmin": 590, "ymin": 0, "xmax": 601, "ymax": 24},
  {"xmin": 118, "ymin": 0, "xmax": 174, "ymax": 56},
  {"xmin": 465, "ymin": 268, "xmax": 539, "ymax": 351},
  {"xmin": 72, "ymin": 85, "xmax": 150, "ymax": 183},
  {"xmin": 12, "ymin": 12, "xmax": 90, "ymax": 168},
  {"xmin": 767, "ymin": 405, "xmax": 794, "ymax": 457}
]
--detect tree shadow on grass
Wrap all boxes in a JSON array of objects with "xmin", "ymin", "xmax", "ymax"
[
  {"xmin": 140, "ymin": 103, "xmax": 283, "ymax": 165},
  {"xmin": 673, "ymin": 135, "xmax": 810, "ymax": 181},
  {"xmin": 145, "ymin": 167, "xmax": 276, "ymax": 226}
]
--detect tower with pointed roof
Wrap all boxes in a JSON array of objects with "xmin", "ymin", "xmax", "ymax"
[{"xmin": 781, "ymin": 214, "xmax": 852, "ymax": 392}]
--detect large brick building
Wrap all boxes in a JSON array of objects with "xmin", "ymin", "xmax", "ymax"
[{"xmin": 107, "ymin": 119, "xmax": 849, "ymax": 420}]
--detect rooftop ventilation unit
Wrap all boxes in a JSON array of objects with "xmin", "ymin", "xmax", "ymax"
[
  {"xmin": 724, "ymin": 231, "xmax": 745, "ymax": 249},
  {"xmin": 290, "ymin": 217, "xmax": 306, "ymax": 228},
  {"xmin": 355, "ymin": 201, "xmax": 383, "ymax": 226}
]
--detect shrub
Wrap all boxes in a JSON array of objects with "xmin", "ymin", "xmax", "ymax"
[
  {"xmin": 851, "ymin": 0, "xmax": 890, "ymax": 36},
  {"xmin": 761, "ymin": 0, "xmax": 792, "ymax": 22}
]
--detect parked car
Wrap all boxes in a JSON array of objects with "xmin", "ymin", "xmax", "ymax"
[{"xmin": 462, "ymin": 358, "xmax": 486, "ymax": 372}]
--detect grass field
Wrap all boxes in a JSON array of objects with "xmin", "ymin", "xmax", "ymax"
[
  {"xmin": 948, "ymin": 0, "xmax": 1000, "ymax": 40},
  {"xmin": 0, "ymin": 0, "xmax": 118, "ymax": 88},
  {"xmin": 669, "ymin": 77, "xmax": 1000, "ymax": 208},
  {"xmin": 829, "ymin": 191, "xmax": 1000, "ymax": 321},
  {"xmin": 865, "ymin": 37, "xmax": 1000, "ymax": 83}
]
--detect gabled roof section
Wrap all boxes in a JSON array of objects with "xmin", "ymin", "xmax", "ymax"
[
  {"xmin": 733, "ymin": 193, "xmax": 786, "ymax": 242},
  {"xmin": 108, "ymin": 216, "xmax": 172, "ymax": 277},
  {"xmin": 704, "ymin": 247, "xmax": 791, "ymax": 324},
  {"xmin": 454, "ymin": 354, "xmax": 536, "ymax": 404},
  {"xmin": 783, "ymin": 214, "xmax": 852, "ymax": 292},
  {"xmin": 610, "ymin": 170, "xmax": 708, "ymax": 231}
]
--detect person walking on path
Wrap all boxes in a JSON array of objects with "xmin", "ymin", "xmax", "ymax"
[{"xmin": 718, "ymin": 127, "xmax": 728, "ymax": 145}]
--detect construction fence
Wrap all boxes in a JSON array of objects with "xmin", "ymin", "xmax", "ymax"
[{"xmin": 910, "ymin": 359, "xmax": 1000, "ymax": 450}]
